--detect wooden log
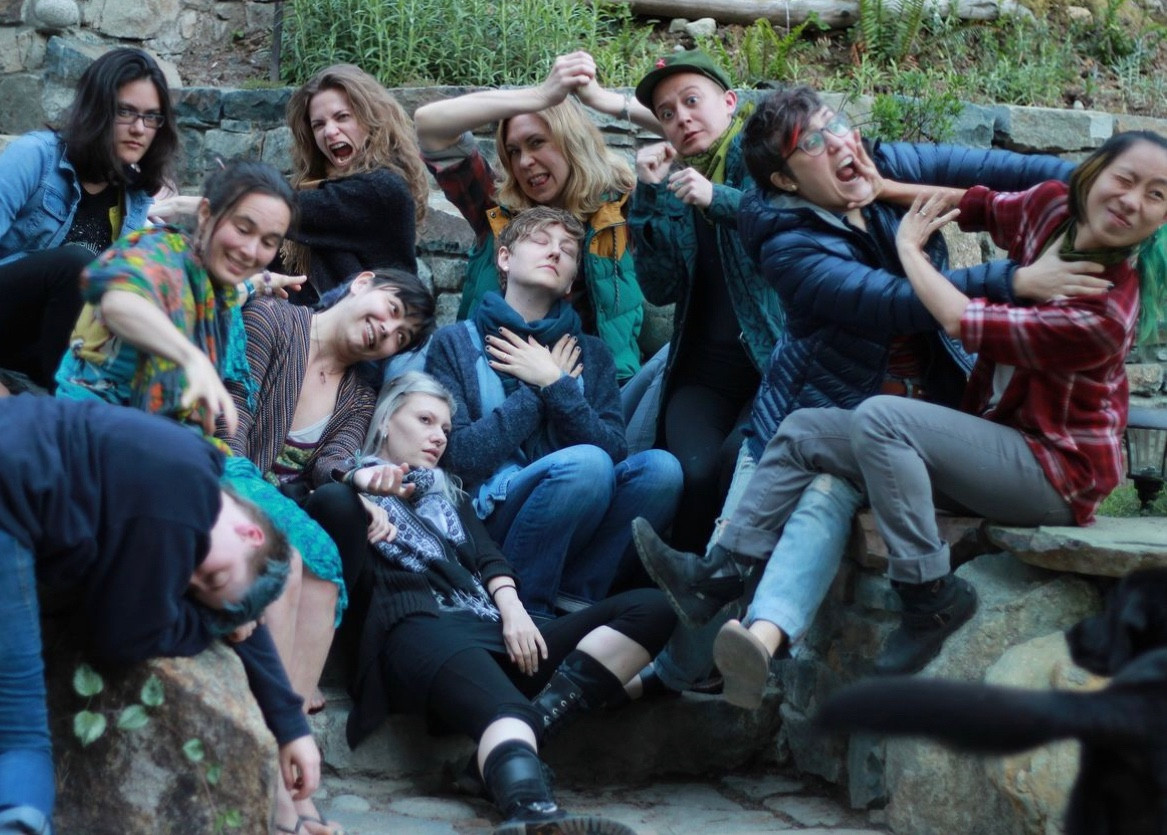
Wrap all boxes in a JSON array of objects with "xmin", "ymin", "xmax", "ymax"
[{"xmin": 614, "ymin": 0, "xmax": 1010, "ymax": 30}]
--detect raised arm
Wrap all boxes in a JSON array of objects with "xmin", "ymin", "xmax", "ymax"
[{"xmin": 415, "ymin": 52, "xmax": 592, "ymax": 152}]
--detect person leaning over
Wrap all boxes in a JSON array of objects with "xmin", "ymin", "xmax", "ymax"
[{"xmin": 0, "ymin": 396, "xmax": 316, "ymax": 835}]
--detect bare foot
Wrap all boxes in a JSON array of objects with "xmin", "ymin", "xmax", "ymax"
[
  {"xmin": 294, "ymin": 798, "xmax": 345, "ymax": 835},
  {"xmin": 306, "ymin": 688, "xmax": 326, "ymax": 715}
]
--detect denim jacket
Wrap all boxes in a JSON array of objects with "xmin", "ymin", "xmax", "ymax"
[{"xmin": 0, "ymin": 131, "xmax": 154, "ymax": 265}]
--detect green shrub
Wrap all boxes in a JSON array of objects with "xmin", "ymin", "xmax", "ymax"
[
  {"xmin": 284, "ymin": 0, "xmax": 658, "ymax": 87},
  {"xmin": 697, "ymin": 18, "xmax": 820, "ymax": 87}
]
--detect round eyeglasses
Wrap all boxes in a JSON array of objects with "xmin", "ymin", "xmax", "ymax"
[
  {"xmin": 114, "ymin": 106, "xmax": 165, "ymax": 130},
  {"xmin": 787, "ymin": 113, "xmax": 852, "ymax": 158}
]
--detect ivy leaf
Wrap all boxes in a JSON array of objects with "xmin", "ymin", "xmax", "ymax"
[
  {"xmin": 222, "ymin": 809, "xmax": 243, "ymax": 829},
  {"xmin": 117, "ymin": 705, "xmax": 150, "ymax": 731},
  {"xmin": 205, "ymin": 763, "xmax": 222, "ymax": 786},
  {"xmin": 73, "ymin": 710, "xmax": 107, "ymax": 746},
  {"xmin": 139, "ymin": 675, "xmax": 165, "ymax": 708},
  {"xmin": 182, "ymin": 738, "xmax": 205, "ymax": 763},
  {"xmin": 72, "ymin": 664, "xmax": 104, "ymax": 697}
]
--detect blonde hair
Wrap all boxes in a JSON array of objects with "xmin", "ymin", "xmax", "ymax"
[
  {"xmin": 287, "ymin": 64, "xmax": 428, "ymax": 225},
  {"xmin": 494, "ymin": 97, "xmax": 635, "ymax": 220}
]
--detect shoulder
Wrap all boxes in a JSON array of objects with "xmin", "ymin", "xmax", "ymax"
[{"xmin": 1, "ymin": 131, "xmax": 63, "ymax": 173}]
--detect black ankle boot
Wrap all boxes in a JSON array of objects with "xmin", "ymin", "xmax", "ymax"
[
  {"xmin": 532, "ymin": 651, "xmax": 625, "ymax": 741},
  {"xmin": 632, "ymin": 517, "xmax": 747, "ymax": 628},
  {"xmin": 874, "ymin": 574, "xmax": 978, "ymax": 675},
  {"xmin": 483, "ymin": 740, "xmax": 564, "ymax": 825}
]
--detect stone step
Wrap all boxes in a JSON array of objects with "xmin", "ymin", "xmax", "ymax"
[
  {"xmin": 309, "ymin": 683, "xmax": 783, "ymax": 786},
  {"xmin": 987, "ymin": 515, "xmax": 1167, "ymax": 576}
]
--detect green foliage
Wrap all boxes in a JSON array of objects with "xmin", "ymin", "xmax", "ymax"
[
  {"xmin": 284, "ymin": 0, "xmax": 658, "ymax": 87},
  {"xmin": 183, "ymin": 738, "xmax": 207, "ymax": 763},
  {"xmin": 215, "ymin": 809, "xmax": 244, "ymax": 831},
  {"xmin": 856, "ymin": 0, "xmax": 929, "ymax": 66},
  {"xmin": 73, "ymin": 710, "xmax": 107, "ymax": 746},
  {"xmin": 72, "ymin": 664, "xmax": 104, "ymax": 697},
  {"xmin": 1098, "ymin": 484, "xmax": 1167, "ymax": 517},
  {"xmin": 140, "ymin": 675, "xmax": 165, "ymax": 708},
  {"xmin": 697, "ymin": 18, "xmax": 818, "ymax": 87},
  {"xmin": 865, "ymin": 69, "xmax": 962, "ymax": 142}
]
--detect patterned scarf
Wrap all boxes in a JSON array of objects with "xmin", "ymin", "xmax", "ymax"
[
  {"xmin": 681, "ymin": 101, "xmax": 756, "ymax": 185},
  {"xmin": 367, "ymin": 467, "xmax": 500, "ymax": 620}
]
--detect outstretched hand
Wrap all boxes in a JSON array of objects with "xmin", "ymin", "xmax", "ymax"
[
  {"xmin": 897, "ymin": 193, "xmax": 961, "ymax": 258},
  {"xmin": 244, "ymin": 270, "xmax": 305, "ymax": 301},
  {"xmin": 1012, "ymin": 232, "xmax": 1110, "ymax": 301}
]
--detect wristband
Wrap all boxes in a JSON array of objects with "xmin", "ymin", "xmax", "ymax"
[{"xmin": 490, "ymin": 582, "xmax": 517, "ymax": 598}]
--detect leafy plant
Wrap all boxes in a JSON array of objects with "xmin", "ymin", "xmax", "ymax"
[
  {"xmin": 183, "ymin": 737, "xmax": 243, "ymax": 832},
  {"xmin": 855, "ymin": 0, "xmax": 929, "ymax": 66},
  {"xmin": 866, "ymin": 69, "xmax": 962, "ymax": 142},
  {"xmin": 697, "ymin": 18, "xmax": 819, "ymax": 87},
  {"xmin": 71, "ymin": 665, "xmax": 163, "ymax": 747}
]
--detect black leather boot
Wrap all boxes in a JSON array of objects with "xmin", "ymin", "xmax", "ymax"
[
  {"xmin": 532, "ymin": 651, "xmax": 624, "ymax": 741},
  {"xmin": 484, "ymin": 741, "xmax": 638, "ymax": 835},
  {"xmin": 874, "ymin": 574, "xmax": 978, "ymax": 675},
  {"xmin": 632, "ymin": 517, "xmax": 747, "ymax": 628}
]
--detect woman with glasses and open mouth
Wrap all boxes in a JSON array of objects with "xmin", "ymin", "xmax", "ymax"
[
  {"xmin": 632, "ymin": 84, "xmax": 1113, "ymax": 709},
  {"xmin": 0, "ymin": 48, "xmax": 179, "ymax": 392}
]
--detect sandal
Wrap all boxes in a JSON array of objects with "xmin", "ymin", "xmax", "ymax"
[{"xmin": 297, "ymin": 814, "xmax": 346, "ymax": 835}]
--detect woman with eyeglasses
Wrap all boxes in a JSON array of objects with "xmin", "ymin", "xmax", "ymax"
[
  {"xmin": 633, "ymin": 85, "xmax": 1108, "ymax": 706},
  {"xmin": 0, "ymin": 48, "xmax": 179, "ymax": 391}
]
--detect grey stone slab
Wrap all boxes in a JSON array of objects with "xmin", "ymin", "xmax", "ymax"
[
  {"xmin": 720, "ymin": 773, "xmax": 806, "ymax": 800},
  {"xmin": 765, "ymin": 795, "xmax": 851, "ymax": 827},
  {"xmin": 987, "ymin": 516, "xmax": 1167, "ymax": 576},
  {"xmin": 996, "ymin": 104, "xmax": 1112, "ymax": 152}
]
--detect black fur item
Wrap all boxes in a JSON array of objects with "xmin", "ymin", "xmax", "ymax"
[{"xmin": 814, "ymin": 567, "xmax": 1167, "ymax": 835}]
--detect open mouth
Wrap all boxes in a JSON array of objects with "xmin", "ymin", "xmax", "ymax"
[
  {"xmin": 527, "ymin": 173, "xmax": 550, "ymax": 191},
  {"xmin": 364, "ymin": 320, "xmax": 376, "ymax": 350},
  {"xmin": 835, "ymin": 155, "xmax": 859, "ymax": 183},
  {"xmin": 330, "ymin": 141, "xmax": 354, "ymax": 165}
]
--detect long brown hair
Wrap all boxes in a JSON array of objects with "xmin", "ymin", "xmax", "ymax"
[{"xmin": 494, "ymin": 97, "xmax": 634, "ymax": 220}]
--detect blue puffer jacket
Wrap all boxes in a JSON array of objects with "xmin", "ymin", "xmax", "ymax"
[
  {"xmin": 0, "ymin": 131, "xmax": 154, "ymax": 265},
  {"xmin": 744, "ymin": 140, "xmax": 1074, "ymax": 459}
]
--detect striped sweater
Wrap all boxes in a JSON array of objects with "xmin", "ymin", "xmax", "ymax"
[{"xmin": 227, "ymin": 297, "xmax": 375, "ymax": 486}]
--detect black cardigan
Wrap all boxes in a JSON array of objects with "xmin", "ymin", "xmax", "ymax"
[{"xmin": 344, "ymin": 496, "xmax": 516, "ymax": 748}]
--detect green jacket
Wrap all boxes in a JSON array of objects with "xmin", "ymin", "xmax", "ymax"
[
  {"xmin": 627, "ymin": 132, "xmax": 785, "ymax": 381},
  {"xmin": 456, "ymin": 195, "xmax": 644, "ymax": 384}
]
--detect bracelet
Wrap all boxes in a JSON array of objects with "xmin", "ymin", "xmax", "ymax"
[
  {"xmin": 620, "ymin": 94, "xmax": 631, "ymax": 122},
  {"xmin": 490, "ymin": 582, "xmax": 517, "ymax": 598}
]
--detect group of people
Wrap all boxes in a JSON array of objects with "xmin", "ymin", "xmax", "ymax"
[{"xmin": 1, "ymin": 38, "xmax": 1164, "ymax": 835}]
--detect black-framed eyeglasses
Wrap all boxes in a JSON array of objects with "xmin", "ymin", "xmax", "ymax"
[
  {"xmin": 114, "ymin": 106, "xmax": 165, "ymax": 129},
  {"xmin": 785, "ymin": 113, "xmax": 852, "ymax": 159}
]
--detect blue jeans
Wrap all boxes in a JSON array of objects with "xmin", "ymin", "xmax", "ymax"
[
  {"xmin": 653, "ymin": 443, "xmax": 862, "ymax": 689},
  {"xmin": 0, "ymin": 529, "xmax": 55, "ymax": 830},
  {"xmin": 485, "ymin": 445, "xmax": 682, "ymax": 617}
]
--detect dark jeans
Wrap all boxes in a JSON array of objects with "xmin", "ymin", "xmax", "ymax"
[{"xmin": 0, "ymin": 246, "xmax": 92, "ymax": 390}]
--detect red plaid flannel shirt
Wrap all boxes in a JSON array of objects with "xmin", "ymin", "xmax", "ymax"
[
  {"xmin": 426, "ymin": 144, "xmax": 496, "ymax": 243},
  {"xmin": 957, "ymin": 181, "xmax": 1139, "ymax": 524}
]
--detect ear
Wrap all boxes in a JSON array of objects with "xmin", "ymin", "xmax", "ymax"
[
  {"xmin": 724, "ymin": 89, "xmax": 738, "ymax": 113},
  {"xmin": 770, "ymin": 171, "xmax": 797, "ymax": 193},
  {"xmin": 349, "ymin": 271, "xmax": 376, "ymax": 294},
  {"xmin": 496, "ymin": 246, "xmax": 511, "ymax": 275},
  {"xmin": 233, "ymin": 520, "xmax": 265, "ymax": 548},
  {"xmin": 196, "ymin": 198, "xmax": 211, "ymax": 229}
]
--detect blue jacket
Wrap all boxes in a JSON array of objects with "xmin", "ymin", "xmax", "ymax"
[
  {"xmin": 0, "ymin": 131, "xmax": 154, "ymax": 265},
  {"xmin": 629, "ymin": 132, "xmax": 786, "ymax": 383},
  {"xmin": 744, "ymin": 141, "xmax": 1074, "ymax": 459}
]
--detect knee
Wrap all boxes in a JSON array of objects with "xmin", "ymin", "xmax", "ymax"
[
  {"xmin": 304, "ymin": 482, "xmax": 366, "ymax": 529},
  {"xmin": 623, "ymin": 449, "xmax": 682, "ymax": 495},
  {"xmin": 851, "ymin": 396, "xmax": 905, "ymax": 448},
  {"xmin": 545, "ymin": 445, "xmax": 616, "ymax": 495}
]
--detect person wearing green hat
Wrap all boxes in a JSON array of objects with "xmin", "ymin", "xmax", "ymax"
[{"xmin": 627, "ymin": 49, "xmax": 786, "ymax": 560}]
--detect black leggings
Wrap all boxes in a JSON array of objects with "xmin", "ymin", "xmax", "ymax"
[
  {"xmin": 663, "ymin": 384, "xmax": 753, "ymax": 552},
  {"xmin": 0, "ymin": 245, "xmax": 92, "ymax": 390},
  {"xmin": 420, "ymin": 589, "xmax": 674, "ymax": 742}
]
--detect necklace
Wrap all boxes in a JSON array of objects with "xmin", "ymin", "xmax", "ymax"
[{"xmin": 309, "ymin": 316, "xmax": 343, "ymax": 385}]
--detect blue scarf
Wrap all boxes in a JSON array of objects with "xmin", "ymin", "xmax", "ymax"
[{"xmin": 472, "ymin": 292, "xmax": 581, "ymax": 396}]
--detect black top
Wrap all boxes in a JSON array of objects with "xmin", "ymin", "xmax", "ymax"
[
  {"xmin": 62, "ymin": 185, "xmax": 119, "ymax": 257},
  {"xmin": 0, "ymin": 396, "xmax": 308, "ymax": 744},
  {"xmin": 345, "ymin": 495, "xmax": 516, "ymax": 748},
  {"xmin": 286, "ymin": 168, "xmax": 418, "ymax": 304}
]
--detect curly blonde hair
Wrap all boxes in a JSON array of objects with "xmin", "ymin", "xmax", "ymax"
[
  {"xmin": 287, "ymin": 64, "xmax": 428, "ymax": 225},
  {"xmin": 494, "ymin": 97, "xmax": 635, "ymax": 220}
]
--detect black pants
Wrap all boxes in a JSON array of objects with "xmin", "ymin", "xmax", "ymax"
[
  {"xmin": 663, "ymin": 384, "xmax": 753, "ymax": 553},
  {"xmin": 419, "ymin": 589, "xmax": 674, "ymax": 742},
  {"xmin": 0, "ymin": 246, "xmax": 92, "ymax": 390}
]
